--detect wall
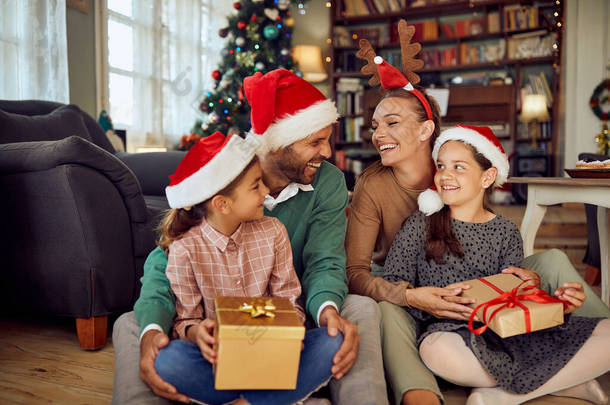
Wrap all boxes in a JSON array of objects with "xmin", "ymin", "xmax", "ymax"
[
  {"xmin": 66, "ymin": 2, "xmax": 97, "ymax": 118},
  {"xmin": 563, "ymin": 0, "xmax": 610, "ymax": 170}
]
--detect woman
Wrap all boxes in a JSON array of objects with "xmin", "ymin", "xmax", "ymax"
[{"xmin": 346, "ymin": 38, "xmax": 610, "ymax": 405}]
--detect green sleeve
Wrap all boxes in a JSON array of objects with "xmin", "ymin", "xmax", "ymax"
[
  {"xmin": 134, "ymin": 246, "xmax": 176, "ymax": 335},
  {"xmin": 302, "ymin": 164, "xmax": 349, "ymax": 322}
]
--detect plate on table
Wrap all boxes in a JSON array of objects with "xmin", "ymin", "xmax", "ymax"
[{"xmin": 565, "ymin": 168, "xmax": 610, "ymax": 178}]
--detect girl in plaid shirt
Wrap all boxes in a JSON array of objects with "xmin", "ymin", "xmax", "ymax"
[{"xmin": 154, "ymin": 132, "xmax": 342, "ymax": 405}]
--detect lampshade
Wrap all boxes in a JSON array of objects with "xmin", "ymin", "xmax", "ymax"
[
  {"xmin": 520, "ymin": 94, "xmax": 550, "ymax": 122},
  {"xmin": 292, "ymin": 45, "xmax": 328, "ymax": 82}
]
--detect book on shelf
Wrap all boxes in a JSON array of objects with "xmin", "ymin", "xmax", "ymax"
[
  {"xmin": 420, "ymin": 47, "xmax": 457, "ymax": 68},
  {"xmin": 459, "ymin": 39, "xmax": 505, "ymax": 65},
  {"xmin": 488, "ymin": 11, "xmax": 501, "ymax": 33},
  {"xmin": 503, "ymin": 5, "xmax": 538, "ymax": 31},
  {"xmin": 507, "ymin": 30, "xmax": 554, "ymax": 59},
  {"xmin": 519, "ymin": 72, "xmax": 553, "ymax": 108},
  {"xmin": 335, "ymin": 149, "xmax": 347, "ymax": 171},
  {"xmin": 340, "ymin": 116, "xmax": 365, "ymax": 142},
  {"xmin": 390, "ymin": 19, "xmax": 438, "ymax": 43}
]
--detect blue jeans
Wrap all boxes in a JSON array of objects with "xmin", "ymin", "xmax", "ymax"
[{"xmin": 155, "ymin": 327, "xmax": 343, "ymax": 405}]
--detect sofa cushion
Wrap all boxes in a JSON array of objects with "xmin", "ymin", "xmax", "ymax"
[{"xmin": 0, "ymin": 104, "xmax": 92, "ymax": 145}]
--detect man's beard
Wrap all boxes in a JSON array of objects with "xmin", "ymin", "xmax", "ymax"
[{"xmin": 276, "ymin": 146, "xmax": 322, "ymax": 185}]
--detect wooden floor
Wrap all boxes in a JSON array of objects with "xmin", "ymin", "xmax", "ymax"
[{"xmin": 0, "ymin": 203, "xmax": 607, "ymax": 404}]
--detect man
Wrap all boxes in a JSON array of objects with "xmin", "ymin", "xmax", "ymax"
[{"xmin": 112, "ymin": 69, "xmax": 388, "ymax": 405}]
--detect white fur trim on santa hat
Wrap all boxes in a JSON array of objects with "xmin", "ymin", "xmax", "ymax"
[
  {"xmin": 418, "ymin": 188, "xmax": 444, "ymax": 216},
  {"xmin": 432, "ymin": 127, "xmax": 509, "ymax": 186},
  {"xmin": 259, "ymin": 99, "xmax": 339, "ymax": 153},
  {"xmin": 165, "ymin": 135, "xmax": 260, "ymax": 209}
]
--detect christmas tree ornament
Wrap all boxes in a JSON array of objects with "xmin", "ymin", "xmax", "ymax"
[
  {"xmin": 246, "ymin": 23, "xmax": 261, "ymax": 41},
  {"xmin": 264, "ymin": 8, "xmax": 279, "ymax": 21},
  {"xmin": 278, "ymin": 0, "xmax": 290, "ymax": 10},
  {"xmin": 201, "ymin": 123, "xmax": 209, "ymax": 131},
  {"xmin": 199, "ymin": 102, "xmax": 209, "ymax": 112},
  {"xmin": 208, "ymin": 112, "xmax": 219, "ymax": 124},
  {"xmin": 235, "ymin": 36, "xmax": 246, "ymax": 46},
  {"xmin": 285, "ymin": 17, "xmax": 295, "ymax": 27},
  {"xmin": 281, "ymin": 48, "xmax": 289, "ymax": 56},
  {"xmin": 233, "ymin": 1, "xmax": 241, "ymax": 9},
  {"xmin": 218, "ymin": 27, "xmax": 229, "ymax": 38},
  {"xmin": 250, "ymin": 15, "xmax": 257, "ymax": 22},
  {"xmin": 263, "ymin": 25, "xmax": 279, "ymax": 40},
  {"xmin": 255, "ymin": 61, "xmax": 265, "ymax": 71},
  {"xmin": 212, "ymin": 70, "xmax": 221, "ymax": 80},
  {"xmin": 237, "ymin": 20, "xmax": 246, "ymax": 30}
]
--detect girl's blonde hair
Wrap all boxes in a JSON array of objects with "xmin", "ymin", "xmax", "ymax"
[
  {"xmin": 425, "ymin": 143, "xmax": 494, "ymax": 264},
  {"xmin": 157, "ymin": 156, "xmax": 259, "ymax": 252}
]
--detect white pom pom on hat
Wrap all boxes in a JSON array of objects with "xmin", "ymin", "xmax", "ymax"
[{"xmin": 417, "ymin": 125, "xmax": 510, "ymax": 216}]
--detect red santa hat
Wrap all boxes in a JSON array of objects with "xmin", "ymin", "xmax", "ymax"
[
  {"xmin": 244, "ymin": 69, "xmax": 339, "ymax": 153},
  {"xmin": 373, "ymin": 56, "xmax": 433, "ymax": 121},
  {"xmin": 418, "ymin": 125, "xmax": 510, "ymax": 216},
  {"xmin": 165, "ymin": 131, "xmax": 261, "ymax": 209}
]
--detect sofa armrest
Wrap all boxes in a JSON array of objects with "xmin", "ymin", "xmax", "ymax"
[
  {"xmin": 115, "ymin": 151, "xmax": 185, "ymax": 196},
  {"xmin": 0, "ymin": 136, "xmax": 147, "ymax": 222}
]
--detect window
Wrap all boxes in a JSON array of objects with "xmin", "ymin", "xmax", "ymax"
[
  {"xmin": 0, "ymin": 0, "xmax": 69, "ymax": 102},
  {"xmin": 98, "ymin": 0, "xmax": 232, "ymax": 151}
]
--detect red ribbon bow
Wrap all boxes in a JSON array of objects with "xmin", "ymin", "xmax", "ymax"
[{"xmin": 468, "ymin": 278, "xmax": 568, "ymax": 335}]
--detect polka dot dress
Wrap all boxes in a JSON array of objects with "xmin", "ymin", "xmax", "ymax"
[{"xmin": 382, "ymin": 211, "xmax": 603, "ymax": 394}]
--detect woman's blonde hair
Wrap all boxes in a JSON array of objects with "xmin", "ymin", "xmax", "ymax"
[{"xmin": 157, "ymin": 156, "xmax": 259, "ymax": 252}]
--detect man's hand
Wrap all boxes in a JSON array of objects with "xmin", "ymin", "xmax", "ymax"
[
  {"xmin": 406, "ymin": 284, "xmax": 475, "ymax": 321},
  {"xmin": 502, "ymin": 266, "xmax": 540, "ymax": 283},
  {"xmin": 318, "ymin": 306, "xmax": 360, "ymax": 380},
  {"xmin": 140, "ymin": 330, "xmax": 189, "ymax": 403},
  {"xmin": 554, "ymin": 282, "xmax": 586, "ymax": 314},
  {"xmin": 186, "ymin": 319, "xmax": 217, "ymax": 364}
]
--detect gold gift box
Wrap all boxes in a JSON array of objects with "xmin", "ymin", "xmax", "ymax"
[
  {"xmin": 213, "ymin": 296, "xmax": 305, "ymax": 390},
  {"xmin": 461, "ymin": 274, "xmax": 564, "ymax": 338}
]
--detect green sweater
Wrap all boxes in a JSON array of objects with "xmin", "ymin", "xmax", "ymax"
[{"xmin": 134, "ymin": 161, "xmax": 349, "ymax": 334}]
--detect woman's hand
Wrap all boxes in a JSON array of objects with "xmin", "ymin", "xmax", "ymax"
[
  {"xmin": 501, "ymin": 266, "xmax": 540, "ymax": 283},
  {"xmin": 405, "ymin": 285, "xmax": 475, "ymax": 321},
  {"xmin": 187, "ymin": 319, "xmax": 217, "ymax": 363},
  {"xmin": 554, "ymin": 282, "xmax": 586, "ymax": 314}
]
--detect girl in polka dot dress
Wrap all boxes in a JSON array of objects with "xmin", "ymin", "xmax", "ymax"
[{"xmin": 382, "ymin": 125, "xmax": 610, "ymax": 405}]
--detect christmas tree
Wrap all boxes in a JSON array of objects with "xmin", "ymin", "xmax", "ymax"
[{"xmin": 180, "ymin": 0, "xmax": 310, "ymax": 150}]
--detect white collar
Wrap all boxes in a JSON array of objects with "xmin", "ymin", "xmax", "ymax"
[{"xmin": 264, "ymin": 183, "xmax": 314, "ymax": 211}]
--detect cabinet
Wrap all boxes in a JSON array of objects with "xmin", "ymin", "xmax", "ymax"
[{"xmin": 328, "ymin": 0, "xmax": 564, "ymax": 186}]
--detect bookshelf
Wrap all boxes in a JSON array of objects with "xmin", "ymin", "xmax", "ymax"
[{"xmin": 329, "ymin": 0, "xmax": 564, "ymax": 186}]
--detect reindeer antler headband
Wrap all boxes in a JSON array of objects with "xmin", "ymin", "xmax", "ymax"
[{"xmin": 356, "ymin": 19, "xmax": 433, "ymax": 121}]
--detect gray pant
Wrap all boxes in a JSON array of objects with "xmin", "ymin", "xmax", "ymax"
[
  {"xmin": 380, "ymin": 249, "xmax": 610, "ymax": 405},
  {"xmin": 112, "ymin": 294, "xmax": 388, "ymax": 405}
]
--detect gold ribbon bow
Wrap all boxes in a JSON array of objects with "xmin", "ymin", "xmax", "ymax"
[{"xmin": 239, "ymin": 299, "xmax": 276, "ymax": 318}]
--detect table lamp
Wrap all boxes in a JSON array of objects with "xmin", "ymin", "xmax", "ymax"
[
  {"xmin": 520, "ymin": 94, "xmax": 550, "ymax": 149},
  {"xmin": 292, "ymin": 45, "xmax": 328, "ymax": 83}
]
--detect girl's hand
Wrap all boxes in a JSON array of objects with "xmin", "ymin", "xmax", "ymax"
[
  {"xmin": 501, "ymin": 266, "xmax": 540, "ymax": 284},
  {"xmin": 187, "ymin": 319, "xmax": 217, "ymax": 363},
  {"xmin": 554, "ymin": 282, "xmax": 586, "ymax": 314}
]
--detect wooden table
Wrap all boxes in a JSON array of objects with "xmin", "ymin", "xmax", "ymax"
[{"xmin": 508, "ymin": 177, "xmax": 610, "ymax": 305}]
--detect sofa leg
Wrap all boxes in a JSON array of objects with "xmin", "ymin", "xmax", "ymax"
[{"xmin": 76, "ymin": 315, "xmax": 108, "ymax": 350}]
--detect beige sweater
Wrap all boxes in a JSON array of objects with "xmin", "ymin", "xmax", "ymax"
[{"xmin": 346, "ymin": 161, "xmax": 425, "ymax": 306}]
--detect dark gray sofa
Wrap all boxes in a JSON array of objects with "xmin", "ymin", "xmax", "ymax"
[{"xmin": 0, "ymin": 100, "xmax": 185, "ymax": 349}]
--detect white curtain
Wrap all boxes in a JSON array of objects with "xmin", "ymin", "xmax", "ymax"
[
  {"xmin": 101, "ymin": 0, "xmax": 233, "ymax": 151},
  {"xmin": 0, "ymin": 0, "xmax": 69, "ymax": 102}
]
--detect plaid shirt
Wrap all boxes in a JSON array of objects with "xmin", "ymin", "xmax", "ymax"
[{"xmin": 167, "ymin": 216, "xmax": 304, "ymax": 339}]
